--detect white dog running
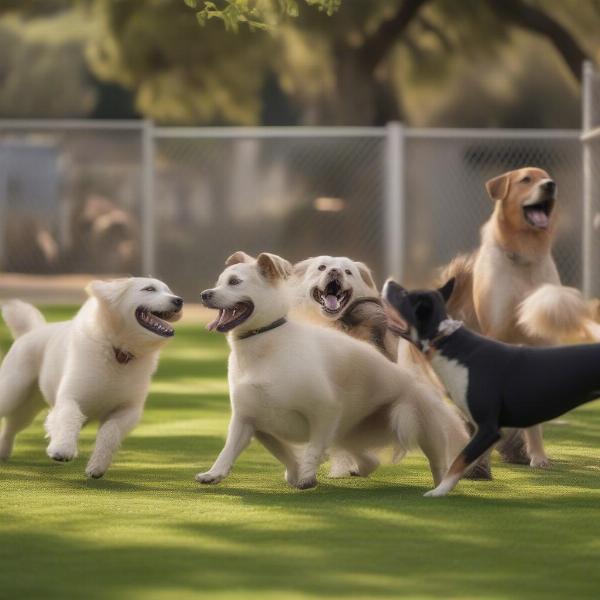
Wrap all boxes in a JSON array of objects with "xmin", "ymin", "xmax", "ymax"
[
  {"xmin": 197, "ymin": 251, "xmax": 468, "ymax": 489},
  {"xmin": 0, "ymin": 277, "xmax": 182, "ymax": 478}
]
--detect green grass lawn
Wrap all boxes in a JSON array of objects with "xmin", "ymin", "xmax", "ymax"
[{"xmin": 1, "ymin": 307, "xmax": 600, "ymax": 599}]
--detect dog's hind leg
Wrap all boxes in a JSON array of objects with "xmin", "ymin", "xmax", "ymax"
[
  {"xmin": 425, "ymin": 426, "xmax": 501, "ymax": 497},
  {"xmin": 0, "ymin": 394, "xmax": 45, "ymax": 460},
  {"xmin": 524, "ymin": 425, "xmax": 550, "ymax": 468},
  {"xmin": 0, "ymin": 347, "xmax": 41, "ymax": 459},
  {"xmin": 254, "ymin": 431, "xmax": 300, "ymax": 486},
  {"xmin": 496, "ymin": 428, "xmax": 530, "ymax": 465}
]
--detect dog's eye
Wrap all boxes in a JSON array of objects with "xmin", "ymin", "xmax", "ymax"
[
  {"xmin": 142, "ymin": 286, "xmax": 156, "ymax": 292},
  {"xmin": 345, "ymin": 269, "xmax": 352, "ymax": 275},
  {"xmin": 520, "ymin": 176, "xmax": 531, "ymax": 183},
  {"xmin": 228, "ymin": 277, "xmax": 241, "ymax": 286},
  {"xmin": 318, "ymin": 265, "xmax": 326, "ymax": 271}
]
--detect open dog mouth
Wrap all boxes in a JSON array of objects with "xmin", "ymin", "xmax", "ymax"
[
  {"xmin": 135, "ymin": 306, "xmax": 179, "ymax": 337},
  {"xmin": 312, "ymin": 280, "xmax": 352, "ymax": 315},
  {"xmin": 207, "ymin": 301, "xmax": 254, "ymax": 333},
  {"xmin": 523, "ymin": 198, "xmax": 555, "ymax": 230}
]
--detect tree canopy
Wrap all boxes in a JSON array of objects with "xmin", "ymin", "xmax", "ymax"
[{"xmin": 0, "ymin": 0, "xmax": 599, "ymax": 127}]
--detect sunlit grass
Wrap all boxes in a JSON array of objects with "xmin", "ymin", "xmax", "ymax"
[{"xmin": 1, "ymin": 306, "xmax": 600, "ymax": 599}]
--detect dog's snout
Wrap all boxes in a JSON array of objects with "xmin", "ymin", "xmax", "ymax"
[
  {"xmin": 542, "ymin": 180, "xmax": 556, "ymax": 194},
  {"xmin": 200, "ymin": 290, "xmax": 214, "ymax": 305},
  {"xmin": 172, "ymin": 297, "xmax": 183, "ymax": 309},
  {"xmin": 329, "ymin": 268, "xmax": 341, "ymax": 277}
]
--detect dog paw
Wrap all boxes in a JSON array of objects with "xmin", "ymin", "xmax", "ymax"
[
  {"xmin": 530, "ymin": 455, "xmax": 551, "ymax": 468},
  {"xmin": 327, "ymin": 469, "xmax": 352, "ymax": 478},
  {"xmin": 47, "ymin": 443, "xmax": 77, "ymax": 463},
  {"xmin": 285, "ymin": 469, "xmax": 299, "ymax": 486},
  {"xmin": 295, "ymin": 477, "xmax": 317, "ymax": 490},
  {"xmin": 423, "ymin": 487, "xmax": 448, "ymax": 498},
  {"xmin": 85, "ymin": 464, "xmax": 106, "ymax": 479},
  {"xmin": 195, "ymin": 471, "xmax": 225, "ymax": 484}
]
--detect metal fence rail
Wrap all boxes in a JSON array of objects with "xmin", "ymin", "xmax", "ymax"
[
  {"xmin": 582, "ymin": 61, "xmax": 600, "ymax": 297},
  {"xmin": 0, "ymin": 118, "xmax": 591, "ymax": 300}
]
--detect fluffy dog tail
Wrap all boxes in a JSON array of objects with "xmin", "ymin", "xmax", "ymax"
[
  {"xmin": 517, "ymin": 284, "xmax": 600, "ymax": 344},
  {"xmin": 391, "ymin": 381, "xmax": 468, "ymax": 485},
  {"xmin": 437, "ymin": 253, "xmax": 479, "ymax": 329},
  {"xmin": 1, "ymin": 300, "xmax": 46, "ymax": 340}
]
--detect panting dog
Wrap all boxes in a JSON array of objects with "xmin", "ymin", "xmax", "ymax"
[
  {"xmin": 439, "ymin": 167, "xmax": 568, "ymax": 468},
  {"xmin": 0, "ymin": 277, "xmax": 182, "ymax": 478},
  {"xmin": 197, "ymin": 251, "xmax": 470, "ymax": 490},
  {"xmin": 292, "ymin": 255, "xmax": 492, "ymax": 480}
]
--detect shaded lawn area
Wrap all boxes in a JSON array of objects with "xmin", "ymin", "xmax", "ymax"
[{"xmin": 1, "ymin": 306, "xmax": 600, "ymax": 599}]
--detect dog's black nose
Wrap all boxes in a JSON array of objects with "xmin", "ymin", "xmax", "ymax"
[
  {"xmin": 542, "ymin": 180, "xmax": 556, "ymax": 193},
  {"xmin": 172, "ymin": 297, "xmax": 183, "ymax": 309},
  {"xmin": 329, "ymin": 268, "xmax": 341, "ymax": 277},
  {"xmin": 200, "ymin": 290, "xmax": 213, "ymax": 304}
]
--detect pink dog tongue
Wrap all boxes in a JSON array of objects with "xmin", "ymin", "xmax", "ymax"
[
  {"xmin": 324, "ymin": 294, "xmax": 339, "ymax": 311},
  {"xmin": 206, "ymin": 310, "xmax": 223, "ymax": 331},
  {"xmin": 528, "ymin": 209, "xmax": 549, "ymax": 228}
]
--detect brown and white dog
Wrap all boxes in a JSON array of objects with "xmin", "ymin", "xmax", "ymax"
[
  {"xmin": 292, "ymin": 255, "xmax": 492, "ymax": 479},
  {"xmin": 440, "ymin": 167, "xmax": 564, "ymax": 468},
  {"xmin": 292, "ymin": 256, "xmax": 399, "ymax": 361}
]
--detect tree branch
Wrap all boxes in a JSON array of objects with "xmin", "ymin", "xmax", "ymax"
[
  {"xmin": 488, "ymin": 0, "xmax": 593, "ymax": 82},
  {"xmin": 358, "ymin": 0, "xmax": 432, "ymax": 71}
]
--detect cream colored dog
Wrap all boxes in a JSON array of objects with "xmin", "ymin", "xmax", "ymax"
[
  {"xmin": 0, "ymin": 277, "xmax": 182, "ymax": 478},
  {"xmin": 197, "ymin": 251, "xmax": 469, "ymax": 490}
]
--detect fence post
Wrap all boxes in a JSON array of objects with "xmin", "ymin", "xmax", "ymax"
[
  {"xmin": 384, "ymin": 122, "xmax": 405, "ymax": 280},
  {"xmin": 582, "ymin": 61, "xmax": 594, "ymax": 298},
  {"xmin": 141, "ymin": 119, "xmax": 156, "ymax": 277},
  {"xmin": 0, "ymin": 147, "xmax": 5, "ymax": 269}
]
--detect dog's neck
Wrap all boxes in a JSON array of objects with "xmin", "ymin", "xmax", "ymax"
[
  {"xmin": 234, "ymin": 316, "xmax": 288, "ymax": 341},
  {"xmin": 421, "ymin": 319, "xmax": 463, "ymax": 354},
  {"xmin": 485, "ymin": 214, "xmax": 553, "ymax": 266},
  {"xmin": 81, "ymin": 299, "xmax": 166, "ymax": 359}
]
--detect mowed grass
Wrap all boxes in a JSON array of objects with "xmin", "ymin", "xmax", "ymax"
[{"xmin": 1, "ymin": 307, "xmax": 600, "ymax": 600}]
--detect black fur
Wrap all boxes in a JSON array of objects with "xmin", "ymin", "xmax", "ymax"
[{"xmin": 384, "ymin": 279, "xmax": 600, "ymax": 470}]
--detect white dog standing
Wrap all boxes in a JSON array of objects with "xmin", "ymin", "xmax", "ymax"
[
  {"xmin": 196, "ymin": 251, "xmax": 468, "ymax": 489},
  {"xmin": 0, "ymin": 277, "xmax": 182, "ymax": 478}
]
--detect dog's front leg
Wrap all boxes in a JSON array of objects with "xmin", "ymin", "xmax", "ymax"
[
  {"xmin": 45, "ymin": 398, "xmax": 86, "ymax": 462},
  {"xmin": 424, "ymin": 426, "xmax": 501, "ymax": 498},
  {"xmin": 196, "ymin": 416, "xmax": 254, "ymax": 484},
  {"xmin": 85, "ymin": 405, "xmax": 143, "ymax": 479},
  {"xmin": 524, "ymin": 424, "xmax": 550, "ymax": 468},
  {"xmin": 296, "ymin": 412, "xmax": 339, "ymax": 490}
]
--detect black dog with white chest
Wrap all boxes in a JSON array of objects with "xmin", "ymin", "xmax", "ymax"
[{"xmin": 382, "ymin": 277, "xmax": 600, "ymax": 497}]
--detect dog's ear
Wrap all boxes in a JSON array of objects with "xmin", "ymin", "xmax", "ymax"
[
  {"xmin": 86, "ymin": 278, "xmax": 130, "ymax": 304},
  {"xmin": 225, "ymin": 251, "xmax": 254, "ymax": 267},
  {"xmin": 413, "ymin": 295, "xmax": 433, "ymax": 324},
  {"xmin": 257, "ymin": 253, "xmax": 292, "ymax": 281},
  {"xmin": 437, "ymin": 278, "xmax": 455, "ymax": 303},
  {"xmin": 355, "ymin": 261, "xmax": 376, "ymax": 290},
  {"xmin": 292, "ymin": 258, "xmax": 313, "ymax": 279},
  {"xmin": 485, "ymin": 172, "xmax": 511, "ymax": 202}
]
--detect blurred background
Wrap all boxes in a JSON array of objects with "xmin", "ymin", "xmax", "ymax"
[{"xmin": 1, "ymin": 0, "xmax": 600, "ymax": 302}]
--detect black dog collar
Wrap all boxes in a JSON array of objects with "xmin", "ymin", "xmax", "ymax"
[
  {"xmin": 236, "ymin": 317, "xmax": 288, "ymax": 340},
  {"xmin": 114, "ymin": 347, "xmax": 135, "ymax": 364}
]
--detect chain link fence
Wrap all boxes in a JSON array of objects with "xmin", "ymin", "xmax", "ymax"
[
  {"xmin": 0, "ymin": 120, "xmax": 589, "ymax": 301},
  {"xmin": 403, "ymin": 129, "xmax": 582, "ymax": 288},
  {"xmin": 582, "ymin": 61, "xmax": 600, "ymax": 297},
  {"xmin": 0, "ymin": 121, "xmax": 144, "ymax": 282}
]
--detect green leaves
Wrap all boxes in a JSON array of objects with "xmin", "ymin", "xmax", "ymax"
[{"xmin": 185, "ymin": 0, "xmax": 341, "ymax": 32}]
